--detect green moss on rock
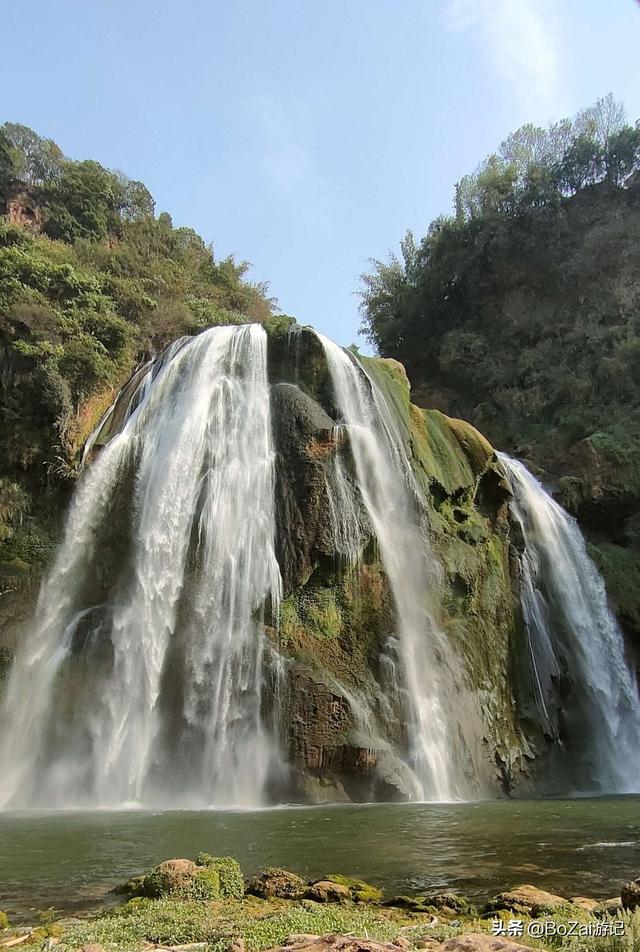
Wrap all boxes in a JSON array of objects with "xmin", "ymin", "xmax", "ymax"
[
  {"xmin": 196, "ymin": 854, "xmax": 244, "ymax": 900},
  {"xmin": 325, "ymin": 874, "xmax": 383, "ymax": 903},
  {"xmin": 247, "ymin": 867, "xmax": 306, "ymax": 900}
]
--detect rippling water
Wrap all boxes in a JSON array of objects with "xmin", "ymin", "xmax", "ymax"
[{"xmin": 2, "ymin": 797, "xmax": 640, "ymax": 921}]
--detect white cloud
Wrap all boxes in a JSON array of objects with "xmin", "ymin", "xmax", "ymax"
[{"xmin": 444, "ymin": 0, "xmax": 563, "ymax": 119}]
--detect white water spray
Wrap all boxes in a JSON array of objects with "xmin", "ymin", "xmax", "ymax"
[
  {"xmin": 499, "ymin": 453, "xmax": 640, "ymax": 792},
  {"xmin": 0, "ymin": 324, "xmax": 282, "ymax": 809},
  {"xmin": 317, "ymin": 335, "xmax": 461, "ymax": 800}
]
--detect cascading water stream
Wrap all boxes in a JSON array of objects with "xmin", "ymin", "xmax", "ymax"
[
  {"xmin": 317, "ymin": 334, "xmax": 461, "ymax": 801},
  {"xmin": 0, "ymin": 324, "xmax": 282, "ymax": 809},
  {"xmin": 499, "ymin": 452, "xmax": 640, "ymax": 792}
]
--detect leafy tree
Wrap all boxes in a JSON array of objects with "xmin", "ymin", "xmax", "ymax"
[
  {"xmin": 40, "ymin": 160, "xmax": 126, "ymax": 241},
  {"xmin": 1, "ymin": 122, "xmax": 64, "ymax": 185},
  {"xmin": 0, "ymin": 129, "xmax": 17, "ymax": 202}
]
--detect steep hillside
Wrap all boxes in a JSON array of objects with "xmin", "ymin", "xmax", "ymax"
[
  {"xmin": 0, "ymin": 123, "xmax": 275, "ymax": 637},
  {"xmin": 360, "ymin": 96, "xmax": 640, "ymax": 644}
]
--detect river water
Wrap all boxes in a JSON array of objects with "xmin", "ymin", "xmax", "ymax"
[{"xmin": 2, "ymin": 798, "xmax": 640, "ymax": 921}]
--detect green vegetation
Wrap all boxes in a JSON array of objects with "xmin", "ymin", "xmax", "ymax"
[
  {"xmin": 360, "ymin": 95, "xmax": 640, "ymax": 452},
  {"xmin": 0, "ymin": 122, "xmax": 276, "ymax": 587},
  {"xmin": 359, "ymin": 94, "xmax": 640, "ymax": 641},
  {"xmin": 13, "ymin": 888, "xmax": 640, "ymax": 952},
  {"xmin": 197, "ymin": 854, "xmax": 246, "ymax": 901}
]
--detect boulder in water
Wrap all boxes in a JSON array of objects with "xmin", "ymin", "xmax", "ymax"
[{"xmin": 247, "ymin": 867, "xmax": 306, "ymax": 900}]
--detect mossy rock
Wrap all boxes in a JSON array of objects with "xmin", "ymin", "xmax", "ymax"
[
  {"xmin": 305, "ymin": 879, "xmax": 351, "ymax": 903},
  {"xmin": 386, "ymin": 896, "xmax": 437, "ymax": 913},
  {"xmin": 247, "ymin": 866, "xmax": 306, "ymax": 900},
  {"xmin": 142, "ymin": 858, "xmax": 220, "ymax": 900},
  {"xmin": 196, "ymin": 853, "xmax": 244, "ymax": 900},
  {"xmin": 113, "ymin": 874, "xmax": 146, "ymax": 897},
  {"xmin": 324, "ymin": 874, "xmax": 383, "ymax": 903},
  {"xmin": 426, "ymin": 893, "xmax": 472, "ymax": 914}
]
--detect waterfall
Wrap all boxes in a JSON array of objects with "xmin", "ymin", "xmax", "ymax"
[
  {"xmin": 317, "ymin": 335, "xmax": 461, "ymax": 801},
  {"xmin": 499, "ymin": 453, "xmax": 640, "ymax": 793},
  {"xmin": 0, "ymin": 324, "xmax": 282, "ymax": 809}
]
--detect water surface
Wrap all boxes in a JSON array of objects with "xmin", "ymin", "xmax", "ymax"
[{"xmin": 2, "ymin": 798, "xmax": 639, "ymax": 921}]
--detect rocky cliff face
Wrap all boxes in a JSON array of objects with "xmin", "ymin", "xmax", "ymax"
[
  {"xmin": 0, "ymin": 319, "xmax": 549, "ymax": 801},
  {"xmin": 262, "ymin": 321, "xmax": 537, "ymax": 800}
]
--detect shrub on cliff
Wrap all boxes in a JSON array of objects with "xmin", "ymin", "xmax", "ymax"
[{"xmin": 0, "ymin": 122, "xmax": 277, "ymax": 582}]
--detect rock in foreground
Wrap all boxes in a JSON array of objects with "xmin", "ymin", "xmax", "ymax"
[
  {"xmin": 621, "ymin": 878, "xmax": 640, "ymax": 911},
  {"xmin": 485, "ymin": 884, "xmax": 567, "ymax": 916},
  {"xmin": 440, "ymin": 936, "xmax": 533, "ymax": 952},
  {"xmin": 267, "ymin": 935, "xmax": 408, "ymax": 952}
]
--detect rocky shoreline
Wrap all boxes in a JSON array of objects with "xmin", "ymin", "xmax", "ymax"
[{"xmin": 2, "ymin": 853, "xmax": 640, "ymax": 952}]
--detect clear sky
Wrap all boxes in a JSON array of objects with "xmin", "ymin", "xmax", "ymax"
[{"xmin": 2, "ymin": 1, "xmax": 640, "ymax": 348}]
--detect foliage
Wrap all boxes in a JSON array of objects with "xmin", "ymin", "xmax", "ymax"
[
  {"xmin": 196, "ymin": 854, "xmax": 245, "ymax": 900},
  {"xmin": 0, "ymin": 122, "xmax": 276, "ymax": 580},
  {"xmin": 24, "ymin": 892, "xmax": 640, "ymax": 952},
  {"xmin": 360, "ymin": 95, "xmax": 640, "ymax": 460},
  {"xmin": 41, "ymin": 896, "xmax": 405, "ymax": 952}
]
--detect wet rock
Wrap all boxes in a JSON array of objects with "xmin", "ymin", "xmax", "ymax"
[
  {"xmin": 485, "ymin": 884, "xmax": 566, "ymax": 916},
  {"xmin": 388, "ymin": 893, "xmax": 467, "ymax": 915},
  {"xmin": 113, "ymin": 874, "xmax": 146, "ymax": 896},
  {"xmin": 621, "ymin": 879, "xmax": 640, "ymax": 911},
  {"xmin": 247, "ymin": 867, "xmax": 306, "ymax": 900},
  {"xmin": 441, "ymin": 937, "xmax": 531, "ymax": 952},
  {"xmin": 426, "ymin": 894, "xmax": 469, "ymax": 914},
  {"xmin": 304, "ymin": 881, "xmax": 351, "ymax": 903},
  {"xmin": 386, "ymin": 896, "xmax": 433, "ymax": 912}
]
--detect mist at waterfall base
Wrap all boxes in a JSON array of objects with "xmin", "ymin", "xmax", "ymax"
[
  {"xmin": 1, "ymin": 322, "xmax": 639, "ymax": 809},
  {"xmin": 499, "ymin": 453, "xmax": 640, "ymax": 795}
]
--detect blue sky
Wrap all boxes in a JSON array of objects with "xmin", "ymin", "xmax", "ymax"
[{"xmin": 3, "ymin": 1, "xmax": 640, "ymax": 348}]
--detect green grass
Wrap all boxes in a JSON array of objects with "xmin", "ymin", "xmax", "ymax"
[{"xmin": 16, "ymin": 895, "xmax": 640, "ymax": 952}]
